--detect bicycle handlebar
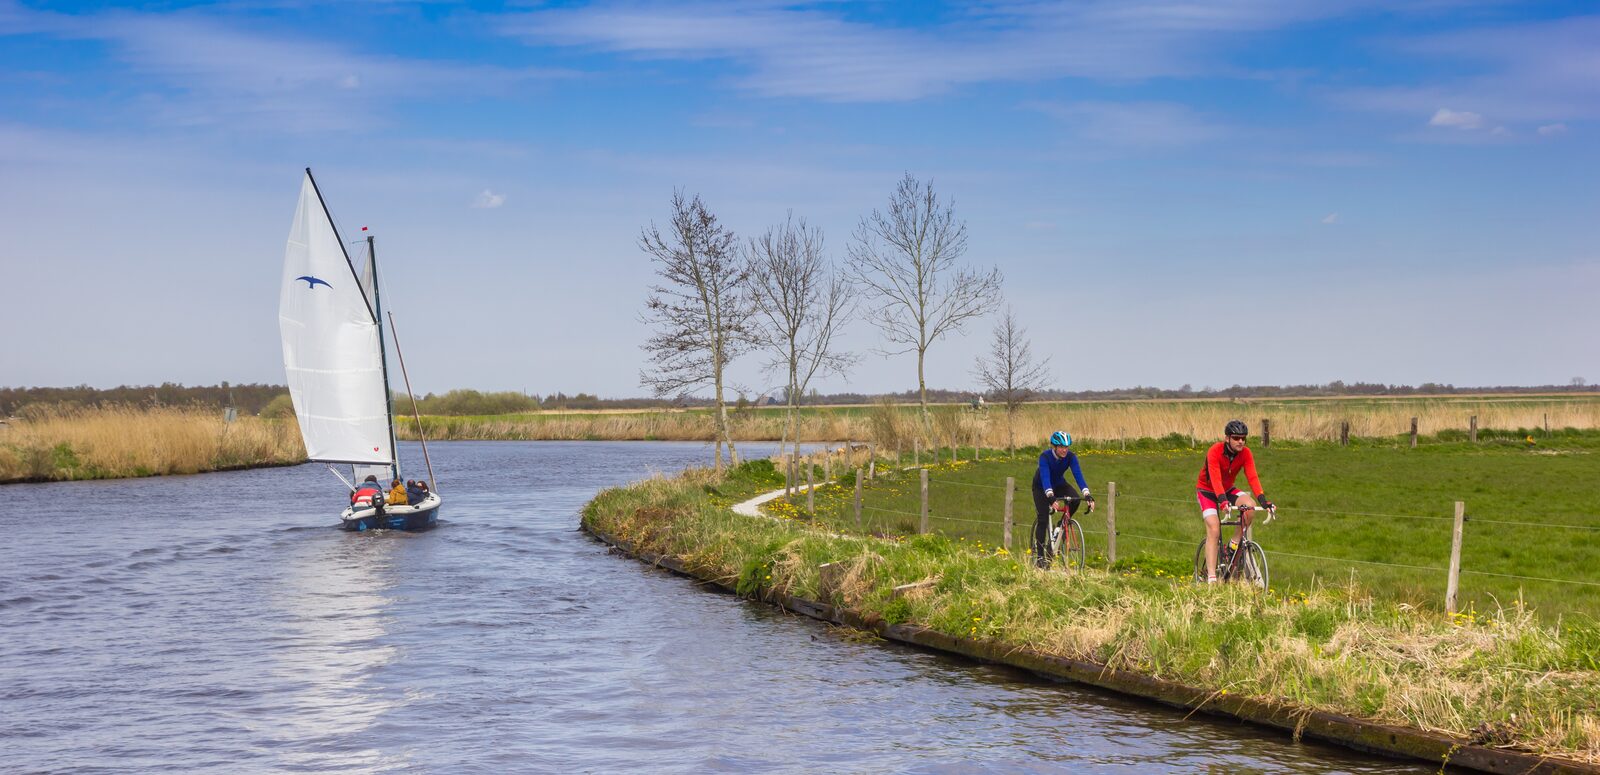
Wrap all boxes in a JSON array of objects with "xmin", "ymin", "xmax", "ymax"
[{"xmin": 1221, "ymin": 503, "xmax": 1276, "ymax": 524}]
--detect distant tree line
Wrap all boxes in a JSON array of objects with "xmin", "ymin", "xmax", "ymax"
[
  {"xmin": 0, "ymin": 382, "xmax": 286, "ymax": 416},
  {"xmin": 3, "ymin": 380, "xmax": 1592, "ymax": 418}
]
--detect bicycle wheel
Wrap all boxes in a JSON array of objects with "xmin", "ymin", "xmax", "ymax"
[
  {"xmin": 1239, "ymin": 542, "xmax": 1269, "ymax": 590},
  {"xmin": 1061, "ymin": 519, "xmax": 1086, "ymax": 571},
  {"xmin": 1192, "ymin": 540, "xmax": 1209, "ymax": 583}
]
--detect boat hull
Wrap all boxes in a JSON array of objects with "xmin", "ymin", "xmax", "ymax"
[{"xmin": 340, "ymin": 493, "xmax": 442, "ymax": 532}]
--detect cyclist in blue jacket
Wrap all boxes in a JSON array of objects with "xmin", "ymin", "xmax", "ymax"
[{"xmin": 1030, "ymin": 431, "xmax": 1094, "ymax": 568}]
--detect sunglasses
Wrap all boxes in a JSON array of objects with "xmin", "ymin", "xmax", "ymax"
[{"xmin": 1227, "ymin": 435, "xmax": 1246, "ymax": 441}]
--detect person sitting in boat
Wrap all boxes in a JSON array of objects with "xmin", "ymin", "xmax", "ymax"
[
  {"xmin": 405, "ymin": 479, "xmax": 426, "ymax": 504},
  {"xmin": 415, "ymin": 479, "xmax": 431, "ymax": 501},
  {"xmin": 351, "ymin": 475, "xmax": 385, "ymax": 511},
  {"xmin": 386, "ymin": 478, "xmax": 409, "ymax": 507}
]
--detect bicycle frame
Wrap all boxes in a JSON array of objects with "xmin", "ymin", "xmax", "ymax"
[
  {"xmin": 1047, "ymin": 496, "xmax": 1089, "ymax": 571},
  {"xmin": 1197, "ymin": 504, "xmax": 1274, "ymax": 587}
]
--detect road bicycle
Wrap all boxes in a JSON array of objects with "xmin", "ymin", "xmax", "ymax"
[
  {"xmin": 1192, "ymin": 504, "xmax": 1274, "ymax": 589},
  {"xmin": 1048, "ymin": 496, "xmax": 1088, "ymax": 572}
]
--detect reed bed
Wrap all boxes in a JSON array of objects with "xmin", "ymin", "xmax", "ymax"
[
  {"xmin": 0, "ymin": 404, "xmax": 305, "ymax": 482},
  {"xmin": 403, "ymin": 395, "xmax": 1600, "ymax": 447}
]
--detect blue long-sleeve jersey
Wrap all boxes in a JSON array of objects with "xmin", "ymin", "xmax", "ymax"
[{"xmin": 1035, "ymin": 448, "xmax": 1087, "ymax": 492}]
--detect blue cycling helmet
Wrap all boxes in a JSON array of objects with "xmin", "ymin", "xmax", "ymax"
[{"xmin": 1049, "ymin": 431, "xmax": 1072, "ymax": 447}]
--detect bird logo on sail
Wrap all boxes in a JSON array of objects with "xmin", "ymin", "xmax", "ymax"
[{"xmin": 295, "ymin": 275, "xmax": 332, "ymax": 289}]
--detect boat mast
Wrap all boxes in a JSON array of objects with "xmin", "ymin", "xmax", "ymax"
[{"xmin": 368, "ymin": 235, "xmax": 402, "ymax": 483}]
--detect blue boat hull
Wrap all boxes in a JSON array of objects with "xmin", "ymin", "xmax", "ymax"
[{"xmin": 340, "ymin": 493, "xmax": 442, "ymax": 532}]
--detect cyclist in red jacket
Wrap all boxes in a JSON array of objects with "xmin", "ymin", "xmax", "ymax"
[{"xmin": 1196, "ymin": 420, "xmax": 1275, "ymax": 583}]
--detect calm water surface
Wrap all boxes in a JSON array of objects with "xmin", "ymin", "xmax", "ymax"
[{"xmin": 1, "ymin": 441, "xmax": 1430, "ymax": 773}]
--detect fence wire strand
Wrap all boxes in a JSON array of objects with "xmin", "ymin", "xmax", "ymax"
[
  {"xmin": 929, "ymin": 478, "xmax": 1007, "ymax": 490},
  {"xmin": 1460, "ymin": 568, "xmax": 1600, "ymax": 588}
]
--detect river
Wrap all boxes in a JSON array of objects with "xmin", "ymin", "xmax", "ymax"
[{"xmin": 1, "ymin": 441, "xmax": 1431, "ymax": 773}]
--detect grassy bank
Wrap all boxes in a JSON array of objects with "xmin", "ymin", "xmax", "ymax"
[
  {"xmin": 0, "ymin": 405, "xmax": 305, "ymax": 483},
  {"xmin": 404, "ymin": 395, "xmax": 1600, "ymax": 445},
  {"xmin": 786, "ymin": 432, "xmax": 1600, "ymax": 621},
  {"xmin": 583, "ymin": 463, "xmax": 1600, "ymax": 766}
]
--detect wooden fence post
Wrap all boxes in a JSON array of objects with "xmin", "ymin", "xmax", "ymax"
[
  {"xmin": 914, "ymin": 439, "xmax": 921, "ymax": 466},
  {"xmin": 1106, "ymin": 481, "xmax": 1117, "ymax": 566},
  {"xmin": 1003, "ymin": 477, "xmax": 1015, "ymax": 551},
  {"xmin": 1261, "ymin": 418, "xmax": 1270, "ymax": 447},
  {"xmin": 1470, "ymin": 415, "xmax": 1478, "ymax": 443},
  {"xmin": 920, "ymin": 468, "xmax": 930, "ymax": 534},
  {"xmin": 785, "ymin": 454, "xmax": 793, "ymax": 497},
  {"xmin": 806, "ymin": 465, "xmax": 815, "ymax": 513},
  {"xmin": 974, "ymin": 428, "xmax": 981, "ymax": 461},
  {"xmin": 1340, "ymin": 421, "xmax": 1350, "ymax": 446},
  {"xmin": 1446, "ymin": 501, "xmax": 1466, "ymax": 614},
  {"xmin": 868, "ymin": 443, "xmax": 877, "ymax": 479},
  {"xmin": 1410, "ymin": 417, "xmax": 1419, "ymax": 449},
  {"xmin": 854, "ymin": 469, "xmax": 863, "ymax": 530},
  {"xmin": 1544, "ymin": 413, "xmax": 1549, "ymax": 435}
]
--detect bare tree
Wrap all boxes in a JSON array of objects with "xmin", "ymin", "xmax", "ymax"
[
  {"xmin": 972, "ymin": 307, "xmax": 1052, "ymax": 451},
  {"xmin": 848, "ymin": 173, "xmax": 1002, "ymax": 434},
  {"xmin": 746, "ymin": 213, "xmax": 856, "ymax": 463},
  {"xmin": 639, "ymin": 191, "xmax": 751, "ymax": 472}
]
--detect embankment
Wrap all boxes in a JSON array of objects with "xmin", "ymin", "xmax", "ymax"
[{"xmin": 581, "ymin": 463, "xmax": 1600, "ymax": 773}]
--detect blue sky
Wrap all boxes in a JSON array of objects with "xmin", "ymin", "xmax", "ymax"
[{"xmin": 1, "ymin": 0, "xmax": 1595, "ymax": 397}]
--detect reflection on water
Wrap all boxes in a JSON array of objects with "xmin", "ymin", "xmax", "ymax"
[{"xmin": 0, "ymin": 441, "xmax": 1429, "ymax": 773}]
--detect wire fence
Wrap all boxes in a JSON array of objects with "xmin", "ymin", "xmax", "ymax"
[{"xmin": 780, "ymin": 468, "xmax": 1600, "ymax": 612}]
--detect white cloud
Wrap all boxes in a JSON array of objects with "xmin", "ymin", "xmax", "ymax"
[
  {"xmin": 1333, "ymin": 17, "xmax": 1600, "ymax": 124},
  {"xmin": 1490, "ymin": 125, "xmax": 1511, "ymax": 137},
  {"xmin": 1026, "ymin": 100, "xmax": 1229, "ymax": 147},
  {"xmin": 497, "ymin": 1, "xmax": 1407, "ymax": 102},
  {"xmin": 1322, "ymin": 213, "xmax": 1340, "ymax": 224},
  {"xmin": 0, "ymin": 4, "xmax": 569, "ymax": 133},
  {"xmin": 1538, "ymin": 123, "xmax": 1569, "ymax": 136},
  {"xmin": 472, "ymin": 189, "xmax": 506, "ymax": 209},
  {"xmin": 1429, "ymin": 108, "xmax": 1483, "ymax": 129}
]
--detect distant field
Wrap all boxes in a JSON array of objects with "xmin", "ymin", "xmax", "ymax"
[
  {"xmin": 785, "ymin": 431, "xmax": 1600, "ymax": 621},
  {"xmin": 401, "ymin": 394, "xmax": 1600, "ymax": 446}
]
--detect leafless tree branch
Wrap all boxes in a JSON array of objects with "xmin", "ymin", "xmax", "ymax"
[
  {"xmin": 746, "ymin": 212, "xmax": 858, "ymax": 460},
  {"xmin": 972, "ymin": 306, "xmax": 1052, "ymax": 451},
  {"xmin": 846, "ymin": 173, "xmax": 1002, "ymax": 434},
  {"xmin": 638, "ymin": 190, "xmax": 752, "ymax": 471}
]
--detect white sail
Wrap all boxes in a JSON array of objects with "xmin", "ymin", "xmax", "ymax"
[{"xmin": 279, "ymin": 172, "xmax": 392, "ymax": 465}]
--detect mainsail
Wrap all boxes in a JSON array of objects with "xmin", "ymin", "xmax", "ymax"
[{"xmin": 279, "ymin": 171, "xmax": 392, "ymax": 466}]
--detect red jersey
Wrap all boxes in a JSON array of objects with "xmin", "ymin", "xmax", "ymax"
[{"xmin": 1196, "ymin": 442, "xmax": 1263, "ymax": 497}]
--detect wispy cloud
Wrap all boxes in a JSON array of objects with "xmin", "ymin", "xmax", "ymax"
[
  {"xmin": 1322, "ymin": 213, "xmax": 1340, "ymax": 224},
  {"xmin": 0, "ymin": 3, "xmax": 570, "ymax": 133},
  {"xmin": 1332, "ymin": 15, "xmax": 1600, "ymax": 125},
  {"xmin": 1025, "ymin": 100, "xmax": 1230, "ymax": 147},
  {"xmin": 1429, "ymin": 108, "xmax": 1483, "ymax": 129},
  {"xmin": 496, "ymin": 1, "xmax": 1415, "ymax": 102},
  {"xmin": 1538, "ymin": 123, "xmax": 1568, "ymax": 136},
  {"xmin": 472, "ymin": 189, "xmax": 507, "ymax": 209}
]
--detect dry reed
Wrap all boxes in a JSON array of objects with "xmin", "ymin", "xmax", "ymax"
[
  {"xmin": 401, "ymin": 396, "xmax": 1600, "ymax": 447},
  {"xmin": 0, "ymin": 404, "xmax": 305, "ymax": 482}
]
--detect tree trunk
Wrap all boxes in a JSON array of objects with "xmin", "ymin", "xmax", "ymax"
[{"xmin": 917, "ymin": 344, "xmax": 930, "ymax": 439}]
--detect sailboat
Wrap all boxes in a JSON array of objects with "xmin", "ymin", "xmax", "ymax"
[{"xmin": 279, "ymin": 168, "xmax": 442, "ymax": 531}]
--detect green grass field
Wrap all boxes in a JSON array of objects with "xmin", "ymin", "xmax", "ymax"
[{"xmin": 782, "ymin": 430, "xmax": 1600, "ymax": 621}]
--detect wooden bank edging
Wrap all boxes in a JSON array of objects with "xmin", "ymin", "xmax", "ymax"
[{"xmin": 583, "ymin": 522, "xmax": 1597, "ymax": 775}]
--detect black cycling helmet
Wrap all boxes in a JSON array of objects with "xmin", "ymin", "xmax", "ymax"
[{"xmin": 1224, "ymin": 420, "xmax": 1248, "ymax": 437}]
